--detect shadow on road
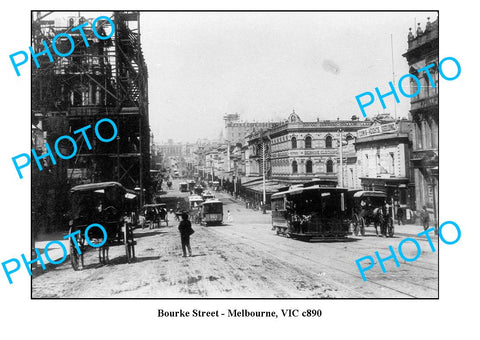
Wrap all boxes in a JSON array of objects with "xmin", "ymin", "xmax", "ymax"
[
  {"xmin": 107, "ymin": 255, "xmax": 162, "ymax": 266},
  {"xmin": 133, "ymin": 230, "xmax": 169, "ymax": 239},
  {"xmin": 307, "ymin": 238, "xmax": 361, "ymax": 243}
]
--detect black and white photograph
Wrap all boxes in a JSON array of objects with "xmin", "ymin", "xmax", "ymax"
[
  {"xmin": 28, "ymin": 10, "xmax": 440, "ymax": 299},
  {"xmin": 3, "ymin": 0, "xmax": 480, "ymax": 338}
]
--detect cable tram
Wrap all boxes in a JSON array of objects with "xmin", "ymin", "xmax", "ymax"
[
  {"xmin": 271, "ymin": 183, "xmax": 349, "ymax": 241},
  {"xmin": 200, "ymin": 199, "xmax": 223, "ymax": 226}
]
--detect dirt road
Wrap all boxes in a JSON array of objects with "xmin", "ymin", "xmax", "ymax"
[{"xmin": 32, "ymin": 189, "xmax": 438, "ymax": 298}]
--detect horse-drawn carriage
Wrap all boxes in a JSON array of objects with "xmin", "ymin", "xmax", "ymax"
[
  {"xmin": 68, "ymin": 182, "xmax": 135, "ymax": 270},
  {"xmin": 143, "ymin": 203, "xmax": 168, "ymax": 228},
  {"xmin": 349, "ymin": 191, "xmax": 394, "ymax": 237}
]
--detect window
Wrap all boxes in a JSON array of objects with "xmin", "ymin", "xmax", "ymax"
[
  {"xmin": 291, "ymin": 137, "xmax": 297, "ymax": 149},
  {"xmin": 415, "ymin": 122, "xmax": 423, "ymax": 149},
  {"xmin": 326, "ymin": 159, "xmax": 333, "ymax": 173},
  {"xmin": 306, "ymin": 160, "xmax": 313, "ymax": 173},
  {"xmin": 305, "ymin": 136, "xmax": 312, "ymax": 149},
  {"xmin": 292, "ymin": 161, "xmax": 298, "ymax": 174},
  {"xmin": 425, "ymin": 120, "xmax": 433, "ymax": 149},
  {"xmin": 325, "ymin": 135, "xmax": 333, "ymax": 148}
]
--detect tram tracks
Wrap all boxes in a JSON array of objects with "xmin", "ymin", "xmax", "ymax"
[{"xmin": 207, "ymin": 225, "xmax": 438, "ymax": 298}]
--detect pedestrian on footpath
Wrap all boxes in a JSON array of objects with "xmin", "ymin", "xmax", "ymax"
[
  {"xmin": 420, "ymin": 206, "xmax": 430, "ymax": 231},
  {"xmin": 396, "ymin": 203, "xmax": 404, "ymax": 226},
  {"xmin": 178, "ymin": 212, "xmax": 194, "ymax": 257},
  {"xmin": 227, "ymin": 210, "xmax": 233, "ymax": 223}
]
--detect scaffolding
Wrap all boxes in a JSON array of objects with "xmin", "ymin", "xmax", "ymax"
[{"xmin": 32, "ymin": 11, "xmax": 150, "ymax": 231}]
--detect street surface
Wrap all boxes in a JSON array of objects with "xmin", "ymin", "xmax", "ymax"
[{"xmin": 32, "ymin": 179, "xmax": 438, "ymax": 298}]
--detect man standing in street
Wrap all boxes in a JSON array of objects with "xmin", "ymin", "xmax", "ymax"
[{"xmin": 178, "ymin": 212, "xmax": 194, "ymax": 257}]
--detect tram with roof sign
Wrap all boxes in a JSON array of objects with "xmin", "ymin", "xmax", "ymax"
[{"xmin": 200, "ymin": 199, "xmax": 223, "ymax": 226}]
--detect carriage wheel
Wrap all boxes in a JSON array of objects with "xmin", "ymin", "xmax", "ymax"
[
  {"xmin": 360, "ymin": 218, "xmax": 366, "ymax": 236},
  {"xmin": 388, "ymin": 218, "xmax": 395, "ymax": 237}
]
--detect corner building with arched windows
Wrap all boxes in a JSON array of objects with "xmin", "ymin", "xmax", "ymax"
[{"xmin": 268, "ymin": 111, "xmax": 370, "ymax": 184}]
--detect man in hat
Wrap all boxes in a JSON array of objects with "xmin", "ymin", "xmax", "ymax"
[{"xmin": 178, "ymin": 212, "xmax": 193, "ymax": 257}]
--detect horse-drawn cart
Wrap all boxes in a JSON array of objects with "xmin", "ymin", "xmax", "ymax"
[
  {"xmin": 68, "ymin": 182, "xmax": 135, "ymax": 270},
  {"xmin": 350, "ymin": 191, "xmax": 394, "ymax": 237}
]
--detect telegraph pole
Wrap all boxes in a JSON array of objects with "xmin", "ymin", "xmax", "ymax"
[
  {"xmin": 339, "ymin": 129, "xmax": 344, "ymax": 187},
  {"xmin": 262, "ymin": 140, "xmax": 266, "ymax": 211}
]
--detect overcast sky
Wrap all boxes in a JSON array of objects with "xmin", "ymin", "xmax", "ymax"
[{"xmin": 141, "ymin": 11, "xmax": 437, "ymax": 143}]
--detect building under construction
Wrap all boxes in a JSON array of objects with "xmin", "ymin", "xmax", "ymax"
[{"xmin": 32, "ymin": 11, "xmax": 150, "ymax": 233}]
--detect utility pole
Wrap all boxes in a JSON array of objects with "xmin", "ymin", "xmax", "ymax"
[
  {"xmin": 339, "ymin": 129, "xmax": 344, "ymax": 188},
  {"xmin": 262, "ymin": 139, "xmax": 266, "ymax": 212},
  {"xmin": 233, "ymin": 160, "xmax": 237, "ymax": 195},
  {"xmin": 391, "ymin": 33, "xmax": 397, "ymax": 120},
  {"xmin": 226, "ymin": 140, "xmax": 231, "ymax": 172}
]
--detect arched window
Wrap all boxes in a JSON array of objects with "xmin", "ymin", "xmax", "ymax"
[
  {"xmin": 306, "ymin": 160, "xmax": 313, "ymax": 173},
  {"xmin": 291, "ymin": 137, "xmax": 297, "ymax": 149},
  {"xmin": 325, "ymin": 135, "xmax": 333, "ymax": 148},
  {"xmin": 346, "ymin": 134, "xmax": 354, "ymax": 143},
  {"xmin": 292, "ymin": 161, "xmax": 298, "ymax": 174},
  {"xmin": 305, "ymin": 136, "xmax": 312, "ymax": 149},
  {"xmin": 326, "ymin": 159, "xmax": 333, "ymax": 173}
]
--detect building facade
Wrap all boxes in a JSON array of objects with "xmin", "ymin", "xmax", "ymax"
[
  {"xmin": 224, "ymin": 113, "xmax": 276, "ymax": 144},
  {"xmin": 355, "ymin": 120, "xmax": 415, "ymax": 208},
  {"xmin": 268, "ymin": 111, "xmax": 371, "ymax": 185},
  {"xmin": 402, "ymin": 17, "xmax": 439, "ymax": 225}
]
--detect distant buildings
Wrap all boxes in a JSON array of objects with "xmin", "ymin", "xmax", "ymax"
[
  {"xmin": 403, "ymin": 17, "xmax": 439, "ymax": 225},
  {"xmin": 224, "ymin": 113, "xmax": 276, "ymax": 144}
]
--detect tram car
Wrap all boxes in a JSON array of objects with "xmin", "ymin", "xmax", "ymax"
[
  {"xmin": 179, "ymin": 182, "xmax": 189, "ymax": 192},
  {"xmin": 271, "ymin": 182, "xmax": 349, "ymax": 241},
  {"xmin": 200, "ymin": 199, "xmax": 223, "ymax": 226}
]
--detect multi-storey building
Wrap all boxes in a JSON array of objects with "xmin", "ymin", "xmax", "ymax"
[
  {"xmin": 268, "ymin": 111, "xmax": 370, "ymax": 184},
  {"xmin": 224, "ymin": 113, "xmax": 276, "ymax": 144},
  {"xmin": 402, "ymin": 17, "xmax": 438, "ymax": 225},
  {"xmin": 355, "ymin": 120, "xmax": 415, "ymax": 208},
  {"xmin": 32, "ymin": 11, "xmax": 150, "ymax": 232}
]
